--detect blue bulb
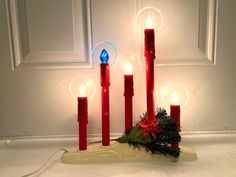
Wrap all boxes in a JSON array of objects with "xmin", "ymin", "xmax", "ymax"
[{"xmin": 100, "ymin": 49, "xmax": 109, "ymax": 64}]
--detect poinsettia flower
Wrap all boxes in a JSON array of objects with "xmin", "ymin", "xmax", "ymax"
[{"xmin": 137, "ymin": 117, "xmax": 162, "ymax": 139}]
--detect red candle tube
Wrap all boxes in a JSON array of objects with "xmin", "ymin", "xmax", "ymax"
[
  {"xmin": 100, "ymin": 63, "xmax": 110, "ymax": 146},
  {"xmin": 77, "ymin": 97, "xmax": 88, "ymax": 151},
  {"xmin": 124, "ymin": 75, "xmax": 134, "ymax": 133},
  {"xmin": 170, "ymin": 105, "xmax": 181, "ymax": 132},
  {"xmin": 170, "ymin": 104, "xmax": 181, "ymax": 149},
  {"xmin": 144, "ymin": 28, "xmax": 156, "ymax": 121}
]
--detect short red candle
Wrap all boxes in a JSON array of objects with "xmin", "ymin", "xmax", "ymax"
[
  {"xmin": 77, "ymin": 96, "xmax": 88, "ymax": 151},
  {"xmin": 100, "ymin": 63, "xmax": 110, "ymax": 146},
  {"xmin": 144, "ymin": 27, "xmax": 156, "ymax": 121},
  {"xmin": 170, "ymin": 105, "xmax": 181, "ymax": 132},
  {"xmin": 170, "ymin": 104, "xmax": 181, "ymax": 149},
  {"xmin": 124, "ymin": 74, "xmax": 134, "ymax": 133}
]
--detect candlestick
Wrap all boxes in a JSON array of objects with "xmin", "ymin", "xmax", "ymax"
[
  {"xmin": 144, "ymin": 15, "xmax": 156, "ymax": 121},
  {"xmin": 170, "ymin": 91, "xmax": 181, "ymax": 149},
  {"xmin": 124, "ymin": 62, "xmax": 134, "ymax": 133},
  {"xmin": 100, "ymin": 49, "xmax": 110, "ymax": 146},
  {"xmin": 78, "ymin": 84, "xmax": 88, "ymax": 151}
]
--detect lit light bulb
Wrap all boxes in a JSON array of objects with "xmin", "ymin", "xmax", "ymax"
[
  {"xmin": 171, "ymin": 91, "xmax": 179, "ymax": 105},
  {"xmin": 145, "ymin": 15, "xmax": 153, "ymax": 29},
  {"xmin": 78, "ymin": 84, "xmax": 87, "ymax": 97},
  {"xmin": 124, "ymin": 62, "xmax": 133, "ymax": 75},
  {"xmin": 100, "ymin": 49, "xmax": 109, "ymax": 64}
]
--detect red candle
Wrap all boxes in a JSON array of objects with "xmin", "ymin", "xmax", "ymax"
[
  {"xmin": 144, "ymin": 16, "xmax": 156, "ymax": 121},
  {"xmin": 77, "ymin": 84, "xmax": 88, "ymax": 151},
  {"xmin": 100, "ymin": 49, "xmax": 110, "ymax": 146},
  {"xmin": 170, "ymin": 91, "xmax": 181, "ymax": 149},
  {"xmin": 124, "ymin": 62, "xmax": 134, "ymax": 133}
]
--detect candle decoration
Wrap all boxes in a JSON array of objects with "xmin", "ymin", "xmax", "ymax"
[
  {"xmin": 116, "ymin": 54, "xmax": 140, "ymax": 133},
  {"xmin": 136, "ymin": 7, "xmax": 163, "ymax": 123},
  {"xmin": 144, "ymin": 15, "xmax": 156, "ymax": 121},
  {"xmin": 170, "ymin": 91, "xmax": 181, "ymax": 149},
  {"xmin": 61, "ymin": 7, "xmax": 198, "ymax": 164},
  {"xmin": 77, "ymin": 84, "xmax": 88, "ymax": 150},
  {"xmin": 159, "ymin": 85, "xmax": 189, "ymax": 149},
  {"xmin": 100, "ymin": 49, "xmax": 110, "ymax": 146},
  {"xmin": 124, "ymin": 62, "xmax": 134, "ymax": 133},
  {"xmin": 92, "ymin": 41, "xmax": 117, "ymax": 146},
  {"xmin": 69, "ymin": 76, "xmax": 96, "ymax": 150}
]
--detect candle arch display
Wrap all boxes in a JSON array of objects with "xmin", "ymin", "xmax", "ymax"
[{"xmin": 62, "ymin": 7, "xmax": 197, "ymax": 163}]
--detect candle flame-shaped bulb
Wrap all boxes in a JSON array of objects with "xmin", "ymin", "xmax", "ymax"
[
  {"xmin": 124, "ymin": 62, "xmax": 133, "ymax": 75},
  {"xmin": 171, "ymin": 91, "xmax": 179, "ymax": 105},
  {"xmin": 145, "ymin": 15, "xmax": 153, "ymax": 29},
  {"xmin": 100, "ymin": 49, "xmax": 109, "ymax": 64},
  {"xmin": 78, "ymin": 84, "xmax": 87, "ymax": 97}
]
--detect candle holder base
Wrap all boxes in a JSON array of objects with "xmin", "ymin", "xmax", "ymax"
[{"xmin": 61, "ymin": 142, "xmax": 197, "ymax": 164}]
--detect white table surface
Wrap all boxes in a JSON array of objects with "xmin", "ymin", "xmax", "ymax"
[{"xmin": 1, "ymin": 133, "xmax": 236, "ymax": 177}]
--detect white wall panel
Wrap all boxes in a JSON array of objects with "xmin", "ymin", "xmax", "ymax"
[
  {"xmin": 0, "ymin": 0, "xmax": 236, "ymax": 137},
  {"xmin": 6, "ymin": 0, "xmax": 92, "ymax": 69}
]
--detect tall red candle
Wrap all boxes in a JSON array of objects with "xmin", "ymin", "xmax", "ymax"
[
  {"xmin": 170, "ymin": 92, "xmax": 181, "ymax": 149},
  {"xmin": 78, "ymin": 95, "xmax": 88, "ymax": 151},
  {"xmin": 124, "ymin": 73, "xmax": 134, "ymax": 133},
  {"xmin": 100, "ymin": 49, "xmax": 110, "ymax": 146},
  {"xmin": 144, "ymin": 16, "xmax": 156, "ymax": 121}
]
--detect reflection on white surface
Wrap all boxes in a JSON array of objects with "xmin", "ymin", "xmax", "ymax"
[{"xmin": 1, "ymin": 134, "xmax": 236, "ymax": 177}]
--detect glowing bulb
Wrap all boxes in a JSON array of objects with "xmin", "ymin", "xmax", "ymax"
[
  {"xmin": 171, "ymin": 91, "xmax": 179, "ymax": 105},
  {"xmin": 78, "ymin": 84, "xmax": 87, "ymax": 97},
  {"xmin": 124, "ymin": 62, "xmax": 133, "ymax": 75},
  {"xmin": 100, "ymin": 49, "xmax": 109, "ymax": 64},
  {"xmin": 145, "ymin": 15, "xmax": 153, "ymax": 29}
]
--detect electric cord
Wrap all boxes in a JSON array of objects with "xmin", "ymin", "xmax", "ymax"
[
  {"xmin": 20, "ymin": 139, "xmax": 117, "ymax": 177},
  {"xmin": 20, "ymin": 148, "xmax": 68, "ymax": 177}
]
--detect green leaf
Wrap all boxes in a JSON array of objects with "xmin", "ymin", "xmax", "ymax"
[
  {"xmin": 116, "ymin": 135, "xmax": 129, "ymax": 143},
  {"xmin": 115, "ymin": 126, "xmax": 153, "ymax": 144},
  {"xmin": 128, "ymin": 126, "xmax": 152, "ymax": 144},
  {"xmin": 128, "ymin": 126, "xmax": 142, "ymax": 140}
]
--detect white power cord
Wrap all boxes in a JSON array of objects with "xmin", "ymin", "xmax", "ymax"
[
  {"xmin": 20, "ymin": 139, "xmax": 117, "ymax": 177},
  {"xmin": 20, "ymin": 148, "xmax": 68, "ymax": 177}
]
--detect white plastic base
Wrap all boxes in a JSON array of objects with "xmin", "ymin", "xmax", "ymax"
[{"xmin": 61, "ymin": 142, "xmax": 197, "ymax": 164}]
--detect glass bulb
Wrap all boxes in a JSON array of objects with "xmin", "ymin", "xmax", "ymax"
[
  {"xmin": 78, "ymin": 84, "xmax": 87, "ymax": 97},
  {"xmin": 137, "ymin": 7, "xmax": 164, "ymax": 31},
  {"xmin": 115, "ymin": 54, "xmax": 140, "ymax": 77},
  {"xmin": 69, "ymin": 76, "xmax": 95, "ymax": 100},
  {"xmin": 124, "ymin": 62, "xmax": 133, "ymax": 75},
  {"xmin": 92, "ymin": 41, "xmax": 117, "ymax": 66},
  {"xmin": 160, "ymin": 84, "xmax": 190, "ymax": 107},
  {"xmin": 171, "ymin": 91, "xmax": 179, "ymax": 105},
  {"xmin": 100, "ymin": 49, "xmax": 109, "ymax": 64},
  {"xmin": 145, "ymin": 15, "xmax": 153, "ymax": 29}
]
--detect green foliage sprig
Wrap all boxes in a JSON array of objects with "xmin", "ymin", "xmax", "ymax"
[{"xmin": 116, "ymin": 108, "xmax": 181, "ymax": 158}]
